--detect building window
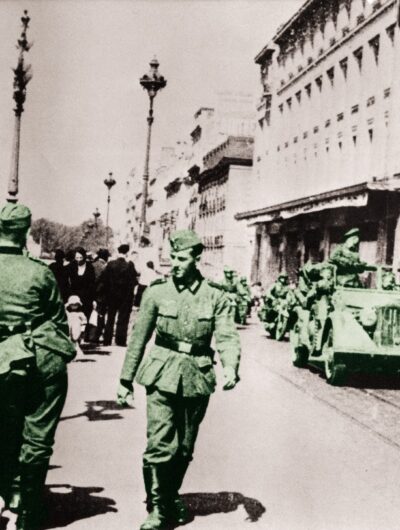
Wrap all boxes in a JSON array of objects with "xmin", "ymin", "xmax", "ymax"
[
  {"xmin": 353, "ymin": 47, "xmax": 363, "ymax": 71},
  {"xmin": 327, "ymin": 67, "xmax": 334, "ymax": 86},
  {"xmin": 353, "ymin": 135, "xmax": 357, "ymax": 146},
  {"xmin": 305, "ymin": 83, "xmax": 312, "ymax": 97},
  {"xmin": 351, "ymin": 104, "xmax": 359, "ymax": 114},
  {"xmin": 286, "ymin": 97, "xmax": 292, "ymax": 109},
  {"xmin": 386, "ymin": 24, "xmax": 395, "ymax": 45},
  {"xmin": 315, "ymin": 76, "xmax": 323, "ymax": 91},
  {"xmin": 313, "ymin": 126, "xmax": 319, "ymax": 134},
  {"xmin": 303, "ymin": 131, "xmax": 308, "ymax": 139},
  {"xmin": 337, "ymin": 112, "xmax": 344, "ymax": 122},
  {"xmin": 368, "ymin": 128, "xmax": 374, "ymax": 142},
  {"xmin": 369, "ymin": 35, "xmax": 380, "ymax": 64},
  {"xmin": 367, "ymin": 96, "xmax": 375, "ymax": 107},
  {"xmin": 357, "ymin": 14, "xmax": 365, "ymax": 25},
  {"xmin": 339, "ymin": 57, "xmax": 348, "ymax": 79},
  {"xmin": 330, "ymin": 36, "xmax": 337, "ymax": 47},
  {"xmin": 325, "ymin": 119, "xmax": 331, "ymax": 128},
  {"xmin": 326, "ymin": 146, "xmax": 329, "ymax": 153},
  {"xmin": 277, "ymin": 145, "xmax": 280, "ymax": 152},
  {"xmin": 338, "ymin": 141, "xmax": 343, "ymax": 150},
  {"xmin": 384, "ymin": 87, "xmax": 391, "ymax": 99},
  {"xmin": 278, "ymin": 103, "xmax": 283, "ymax": 113},
  {"xmin": 342, "ymin": 26, "xmax": 350, "ymax": 38},
  {"xmin": 307, "ymin": 56, "xmax": 313, "ymax": 65},
  {"xmin": 293, "ymin": 136, "xmax": 298, "ymax": 144},
  {"xmin": 284, "ymin": 142, "xmax": 289, "ymax": 149},
  {"xmin": 372, "ymin": 0, "xmax": 382, "ymax": 13},
  {"xmin": 295, "ymin": 90, "xmax": 302, "ymax": 103}
]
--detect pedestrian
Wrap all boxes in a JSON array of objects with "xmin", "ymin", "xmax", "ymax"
[
  {"xmin": 48, "ymin": 249, "xmax": 69, "ymax": 302},
  {"xmin": 65, "ymin": 295, "xmax": 87, "ymax": 358},
  {"xmin": 92, "ymin": 248, "xmax": 110, "ymax": 343},
  {"xmin": 117, "ymin": 229, "xmax": 241, "ymax": 530},
  {"xmin": 67, "ymin": 247, "xmax": 96, "ymax": 319},
  {"xmin": 0, "ymin": 203, "xmax": 75, "ymax": 530},
  {"xmin": 134, "ymin": 236, "xmax": 160, "ymax": 307},
  {"xmin": 102, "ymin": 244, "xmax": 138, "ymax": 346}
]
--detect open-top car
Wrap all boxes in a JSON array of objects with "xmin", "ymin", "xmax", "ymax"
[{"xmin": 290, "ymin": 266, "xmax": 400, "ymax": 385}]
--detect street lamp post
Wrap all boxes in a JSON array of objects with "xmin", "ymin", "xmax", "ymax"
[
  {"xmin": 139, "ymin": 57, "xmax": 167, "ymax": 241},
  {"xmin": 93, "ymin": 207, "xmax": 101, "ymax": 228},
  {"xmin": 104, "ymin": 172, "xmax": 116, "ymax": 248},
  {"xmin": 7, "ymin": 10, "xmax": 32, "ymax": 203}
]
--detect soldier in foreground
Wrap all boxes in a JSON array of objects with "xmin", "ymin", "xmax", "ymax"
[
  {"xmin": 117, "ymin": 230, "xmax": 241, "ymax": 530},
  {"xmin": 0, "ymin": 204, "xmax": 75, "ymax": 530}
]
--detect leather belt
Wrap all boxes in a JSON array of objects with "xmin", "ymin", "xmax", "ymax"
[
  {"xmin": 0, "ymin": 323, "xmax": 29, "ymax": 340},
  {"xmin": 155, "ymin": 335, "xmax": 212, "ymax": 356}
]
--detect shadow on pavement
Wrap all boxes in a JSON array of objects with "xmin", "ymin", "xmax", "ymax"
[
  {"xmin": 60, "ymin": 400, "xmax": 134, "ymax": 422},
  {"xmin": 180, "ymin": 492, "xmax": 266, "ymax": 524},
  {"xmin": 43, "ymin": 484, "xmax": 117, "ymax": 529},
  {"xmin": 73, "ymin": 359, "xmax": 96, "ymax": 363},
  {"xmin": 0, "ymin": 515, "xmax": 10, "ymax": 530},
  {"xmin": 81, "ymin": 347, "xmax": 111, "ymax": 356},
  {"xmin": 344, "ymin": 372, "xmax": 400, "ymax": 390}
]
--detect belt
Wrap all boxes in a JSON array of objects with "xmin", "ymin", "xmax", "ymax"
[
  {"xmin": 155, "ymin": 335, "xmax": 212, "ymax": 356},
  {"xmin": 0, "ymin": 323, "xmax": 29, "ymax": 340}
]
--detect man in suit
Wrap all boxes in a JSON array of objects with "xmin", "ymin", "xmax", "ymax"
[{"xmin": 102, "ymin": 244, "xmax": 138, "ymax": 346}]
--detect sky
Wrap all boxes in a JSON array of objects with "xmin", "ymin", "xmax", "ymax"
[{"xmin": 0, "ymin": 0, "xmax": 304, "ymax": 231}]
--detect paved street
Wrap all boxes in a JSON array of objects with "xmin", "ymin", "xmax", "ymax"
[{"xmin": 4, "ymin": 317, "xmax": 400, "ymax": 530}]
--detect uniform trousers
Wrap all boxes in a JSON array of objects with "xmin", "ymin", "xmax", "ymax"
[
  {"xmin": 143, "ymin": 386, "xmax": 209, "ymax": 466},
  {"xmin": 0, "ymin": 368, "xmax": 67, "ymax": 501}
]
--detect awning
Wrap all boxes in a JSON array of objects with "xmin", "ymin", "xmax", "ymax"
[{"xmin": 236, "ymin": 179, "xmax": 400, "ymax": 226}]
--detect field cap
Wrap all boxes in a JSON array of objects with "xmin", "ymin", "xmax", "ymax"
[
  {"xmin": 0, "ymin": 203, "xmax": 32, "ymax": 230},
  {"xmin": 344, "ymin": 227, "xmax": 360, "ymax": 239},
  {"xmin": 169, "ymin": 230, "xmax": 203, "ymax": 252}
]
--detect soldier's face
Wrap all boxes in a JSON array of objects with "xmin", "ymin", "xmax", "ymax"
[{"xmin": 170, "ymin": 248, "xmax": 199, "ymax": 280}]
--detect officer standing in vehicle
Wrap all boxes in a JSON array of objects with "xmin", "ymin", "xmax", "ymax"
[
  {"xmin": 329, "ymin": 228, "xmax": 374, "ymax": 287},
  {"xmin": 0, "ymin": 203, "xmax": 75, "ymax": 530},
  {"xmin": 117, "ymin": 229, "xmax": 241, "ymax": 530}
]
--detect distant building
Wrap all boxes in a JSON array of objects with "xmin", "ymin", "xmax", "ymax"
[
  {"xmin": 237, "ymin": 0, "xmax": 400, "ymax": 286},
  {"xmin": 160, "ymin": 92, "xmax": 256, "ymax": 278}
]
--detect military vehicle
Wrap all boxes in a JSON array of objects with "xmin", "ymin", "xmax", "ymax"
[{"xmin": 290, "ymin": 266, "xmax": 400, "ymax": 385}]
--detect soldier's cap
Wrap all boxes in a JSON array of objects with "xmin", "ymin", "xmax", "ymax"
[
  {"xmin": 278, "ymin": 272, "xmax": 288, "ymax": 280},
  {"xmin": 344, "ymin": 228, "xmax": 360, "ymax": 239},
  {"xmin": 169, "ymin": 230, "xmax": 203, "ymax": 252},
  {"xmin": 224, "ymin": 266, "xmax": 234, "ymax": 273},
  {"xmin": 66, "ymin": 295, "xmax": 82, "ymax": 308},
  {"xmin": 0, "ymin": 203, "xmax": 31, "ymax": 231}
]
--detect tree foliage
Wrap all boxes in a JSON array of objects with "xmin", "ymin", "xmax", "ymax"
[{"xmin": 31, "ymin": 217, "xmax": 113, "ymax": 255}]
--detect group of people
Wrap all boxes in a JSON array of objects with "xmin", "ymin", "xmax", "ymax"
[
  {"xmin": 0, "ymin": 201, "xmax": 241, "ymax": 530},
  {"xmin": 49, "ymin": 243, "xmax": 155, "ymax": 351},
  {"xmin": 220, "ymin": 266, "xmax": 253, "ymax": 325}
]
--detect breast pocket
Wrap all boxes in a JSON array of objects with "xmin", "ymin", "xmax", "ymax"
[
  {"xmin": 196, "ymin": 307, "xmax": 214, "ymax": 338},
  {"xmin": 157, "ymin": 301, "xmax": 178, "ymax": 335}
]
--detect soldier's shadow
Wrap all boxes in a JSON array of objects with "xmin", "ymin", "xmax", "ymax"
[
  {"xmin": 60, "ymin": 400, "xmax": 134, "ymax": 422},
  {"xmin": 43, "ymin": 484, "xmax": 117, "ymax": 528},
  {"xmin": 176, "ymin": 492, "xmax": 266, "ymax": 526}
]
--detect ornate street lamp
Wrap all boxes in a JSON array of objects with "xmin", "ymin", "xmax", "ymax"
[
  {"xmin": 139, "ymin": 57, "xmax": 167, "ymax": 241},
  {"xmin": 104, "ymin": 171, "xmax": 116, "ymax": 247},
  {"xmin": 7, "ymin": 10, "xmax": 32, "ymax": 203},
  {"xmin": 93, "ymin": 207, "xmax": 101, "ymax": 227}
]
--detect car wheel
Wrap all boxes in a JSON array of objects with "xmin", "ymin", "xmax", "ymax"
[
  {"xmin": 323, "ymin": 328, "xmax": 346, "ymax": 386},
  {"xmin": 292, "ymin": 345, "xmax": 309, "ymax": 368}
]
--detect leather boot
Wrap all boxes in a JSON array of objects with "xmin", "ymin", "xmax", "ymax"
[
  {"xmin": 16, "ymin": 462, "xmax": 48, "ymax": 530},
  {"xmin": 140, "ymin": 464, "xmax": 171, "ymax": 530},
  {"xmin": 143, "ymin": 464, "xmax": 153, "ymax": 513},
  {"xmin": 168, "ymin": 458, "xmax": 190, "ymax": 525}
]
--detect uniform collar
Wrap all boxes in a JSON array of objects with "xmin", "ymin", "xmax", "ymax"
[
  {"xmin": 173, "ymin": 272, "xmax": 203, "ymax": 293},
  {"xmin": 0, "ymin": 246, "xmax": 23, "ymax": 255}
]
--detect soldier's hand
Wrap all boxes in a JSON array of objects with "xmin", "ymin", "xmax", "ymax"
[
  {"xmin": 223, "ymin": 366, "xmax": 237, "ymax": 391},
  {"xmin": 117, "ymin": 383, "xmax": 134, "ymax": 407}
]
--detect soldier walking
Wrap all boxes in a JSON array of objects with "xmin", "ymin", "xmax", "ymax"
[
  {"xmin": 0, "ymin": 204, "xmax": 75, "ymax": 530},
  {"xmin": 117, "ymin": 230, "xmax": 241, "ymax": 530}
]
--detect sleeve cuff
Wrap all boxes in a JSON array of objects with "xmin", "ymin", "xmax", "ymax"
[{"xmin": 120, "ymin": 379, "xmax": 133, "ymax": 392}]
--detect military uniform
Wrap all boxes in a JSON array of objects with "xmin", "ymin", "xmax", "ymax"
[
  {"xmin": 0, "ymin": 204, "xmax": 75, "ymax": 530},
  {"xmin": 329, "ymin": 228, "xmax": 370, "ymax": 287},
  {"xmin": 119, "ymin": 230, "xmax": 241, "ymax": 530}
]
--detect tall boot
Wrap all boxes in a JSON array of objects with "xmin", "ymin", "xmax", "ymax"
[
  {"xmin": 16, "ymin": 462, "xmax": 48, "ymax": 530},
  {"xmin": 140, "ymin": 464, "xmax": 171, "ymax": 530},
  {"xmin": 168, "ymin": 457, "xmax": 190, "ymax": 525},
  {"xmin": 143, "ymin": 463, "xmax": 153, "ymax": 513}
]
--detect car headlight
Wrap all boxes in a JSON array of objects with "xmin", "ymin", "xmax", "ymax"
[{"xmin": 359, "ymin": 308, "xmax": 377, "ymax": 328}]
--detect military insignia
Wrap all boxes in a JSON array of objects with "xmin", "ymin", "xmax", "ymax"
[{"xmin": 150, "ymin": 277, "xmax": 167, "ymax": 287}]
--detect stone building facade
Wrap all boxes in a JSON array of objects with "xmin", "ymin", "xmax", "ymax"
[{"xmin": 237, "ymin": 0, "xmax": 400, "ymax": 286}]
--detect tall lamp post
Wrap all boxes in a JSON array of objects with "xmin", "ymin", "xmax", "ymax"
[
  {"xmin": 139, "ymin": 57, "xmax": 167, "ymax": 241},
  {"xmin": 7, "ymin": 10, "xmax": 32, "ymax": 203},
  {"xmin": 93, "ymin": 207, "xmax": 101, "ymax": 228},
  {"xmin": 104, "ymin": 172, "xmax": 116, "ymax": 248}
]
